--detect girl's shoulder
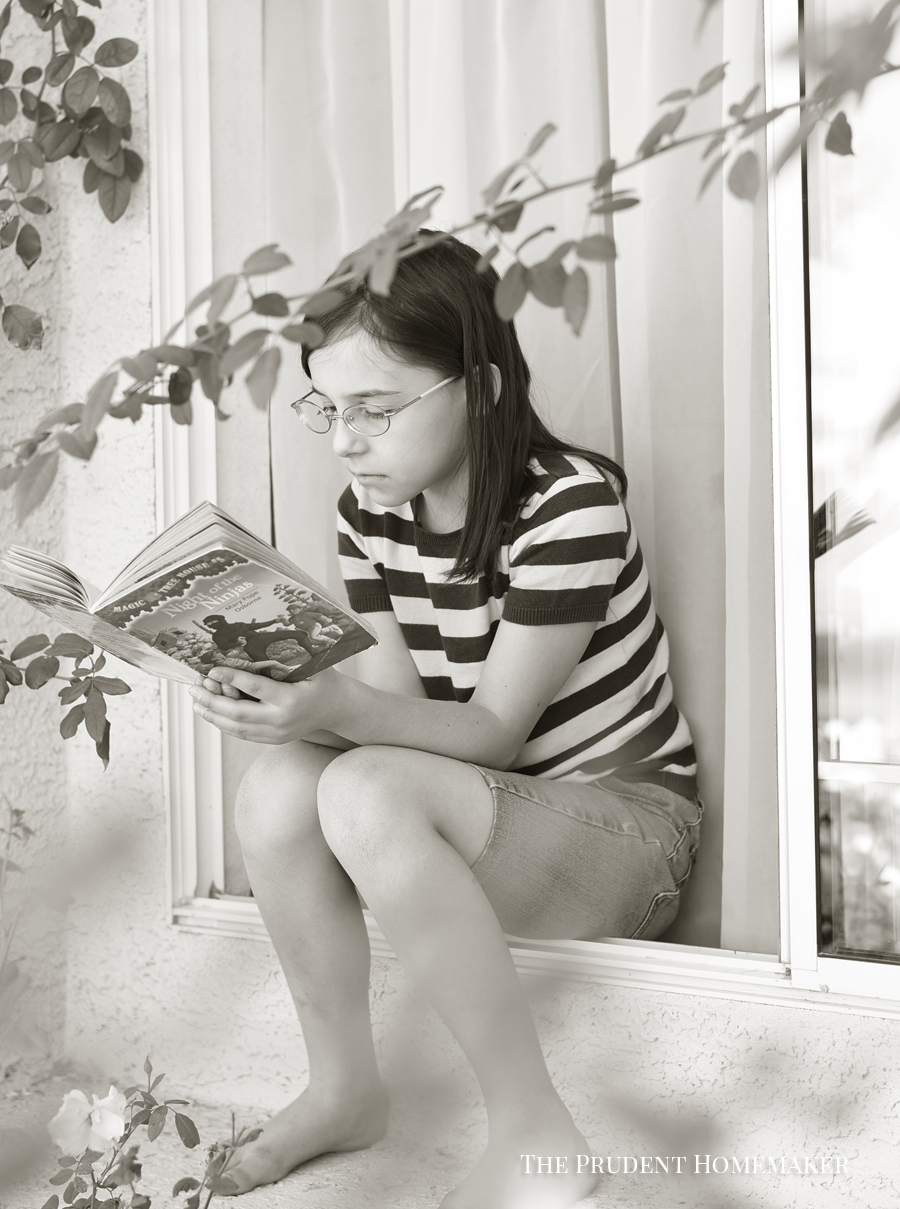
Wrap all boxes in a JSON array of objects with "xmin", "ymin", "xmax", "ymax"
[
  {"xmin": 507, "ymin": 452, "xmax": 628, "ymax": 556},
  {"xmin": 518, "ymin": 450, "xmax": 624, "ymax": 522}
]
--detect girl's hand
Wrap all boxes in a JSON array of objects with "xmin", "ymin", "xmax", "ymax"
[{"xmin": 189, "ymin": 666, "xmax": 348, "ymax": 744}]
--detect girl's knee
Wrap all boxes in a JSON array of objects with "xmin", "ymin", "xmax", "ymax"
[
  {"xmin": 317, "ymin": 746, "xmax": 421, "ymax": 852},
  {"xmin": 234, "ymin": 740, "xmax": 333, "ymax": 852},
  {"xmin": 318, "ymin": 745, "xmax": 402, "ymax": 804}
]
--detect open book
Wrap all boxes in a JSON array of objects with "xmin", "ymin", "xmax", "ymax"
[{"xmin": 0, "ymin": 501, "xmax": 377, "ymax": 686}]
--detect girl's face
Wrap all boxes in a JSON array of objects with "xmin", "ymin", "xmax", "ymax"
[{"xmin": 306, "ymin": 331, "xmax": 469, "ymax": 526}]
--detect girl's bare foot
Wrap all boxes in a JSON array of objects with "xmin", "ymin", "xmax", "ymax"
[
  {"xmin": 219, "ymin": 1082, "xmax": 390, "ymax": 1195},
  {"xmin": 439, "ymin": 1104, "xmax": 597, "ymax": 1209}
]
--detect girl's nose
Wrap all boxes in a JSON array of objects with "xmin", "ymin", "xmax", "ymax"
[{"xmin": 331, "ymin": 415, "xmax": 368, "ymax": 458}]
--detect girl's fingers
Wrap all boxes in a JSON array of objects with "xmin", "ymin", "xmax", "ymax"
[
  {"xmin": 205, "ymin": 679, "xmax": 243, "ymax": 699},
  {"xmin": 202, "ymin": 677, "xmax": 240, "ymax": 698},
  {"xmin": 207, "ymin": 666, "xmax": 276, "ymax": 701},
  {"xmin": 190, "ymin": 687, "xmax": 267, "ymax": 723},
  {"xmin": 191, "ymin": 697, "xmax": 274, "ymax": 743}
]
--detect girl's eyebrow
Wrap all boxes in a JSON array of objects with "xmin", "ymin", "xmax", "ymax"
[{"xmin": 309, "ymin": 384, "xmax": 402, "ymax": 401}]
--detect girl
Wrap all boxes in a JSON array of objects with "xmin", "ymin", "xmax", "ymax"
[{"xmin": 189, "ymin": 235, "xmax": 701, "ymax": 1209}]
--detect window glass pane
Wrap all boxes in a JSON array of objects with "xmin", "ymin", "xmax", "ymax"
[
  {"xmin": 819, "ymin": 778, "xmax": 900, "ymax": 956},
  {"xmin": 808, "ymin": 0, "xmax": 900, "ymax": 958}
]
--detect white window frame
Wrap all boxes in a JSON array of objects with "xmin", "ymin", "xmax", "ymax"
[
  {"xmin": 149, "ymin": 0, "xmax": 224, "ymax": 910},
  {"xmin": 148, "ymin": 0, "xmax": 900, "ymax": 1019}
]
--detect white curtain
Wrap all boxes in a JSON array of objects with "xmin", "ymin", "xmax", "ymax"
[{"xmin": 605, "ymin": 0, "xmax": 777, "ymax": 950}]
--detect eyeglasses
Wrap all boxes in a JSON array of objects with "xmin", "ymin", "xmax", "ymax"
[{"xmin": 290, "ymin": 375, "xmax": 460, "ymax": 436}]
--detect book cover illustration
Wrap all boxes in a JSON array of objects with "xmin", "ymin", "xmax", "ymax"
[{"xmin": 95, "ymin": 548, "xmax": 375, "ymax": 683}]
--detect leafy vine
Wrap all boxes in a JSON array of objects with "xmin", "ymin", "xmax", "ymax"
[{"xmin": 0, "ymin": 0, "xmax": 142, "ymax": 351}]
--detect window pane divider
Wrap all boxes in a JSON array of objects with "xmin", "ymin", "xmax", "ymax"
[
  {"xmin": 819, "ymin": 761, "xmax": 900, "ymax": 786},
  {"xmin": 766, "ymin": 0, "xmax": 900, "ymax": 992},
  {"xmin": 765, "ymin": 0, "xmax": 820, "ymax": 976}
]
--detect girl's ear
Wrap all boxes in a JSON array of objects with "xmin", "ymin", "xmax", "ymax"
[{"xmin": 489, "ymin": 363, "xmax": 502, "ymax": 405}]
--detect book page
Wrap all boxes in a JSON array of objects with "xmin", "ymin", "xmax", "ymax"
[
  {"xmin": 0, "ymin": 579, "xmax": 202, "ymax": 685},
  {"xmin": 96, "ymin": 509, "xmax": 353, "ymax": 618},
  {"xmin": 2, "ymin": 547, "xmax": 90, "ymax": 607}
]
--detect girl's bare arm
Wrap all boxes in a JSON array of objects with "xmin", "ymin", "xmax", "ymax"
[
  {"xmin": 298, "ymin": 610, "xmax": 426, "ymax": 748},
  {"xmin": 191, "ymin": 613, "xmax": 597, "ymax": 770}
]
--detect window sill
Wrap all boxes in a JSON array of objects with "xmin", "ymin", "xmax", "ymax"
[{"xmin": 170, "ymin": 896, "xmax": 900, "ymax": 1020}]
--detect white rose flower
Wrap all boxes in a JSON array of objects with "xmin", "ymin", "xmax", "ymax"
[{"xmin": 48, "ymin": 1086, "xmax": 128, "ymax": 1154}]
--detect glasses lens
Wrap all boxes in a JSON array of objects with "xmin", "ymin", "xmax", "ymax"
[
  {"xmin": 294, "ymin": 397, "xmax": 332, "ymax": 433},
  {"xmin": 345, "ymin": 405, "xmax": 389, "ymax": 436}
]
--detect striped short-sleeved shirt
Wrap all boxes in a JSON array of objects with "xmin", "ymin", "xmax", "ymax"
[{"xmin": 337, "ymin": 451, "xmax": 697, "ymax": 795}]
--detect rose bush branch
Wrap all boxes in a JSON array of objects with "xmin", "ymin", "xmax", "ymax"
[
  {"xmin": 1, "ymin": 631, "xmax": 130, "ymax": 767},
  {"xmin": 42, "ymin": 1056, "xmax": 202, "ymax": 1209},
  {"xmin": 0, "ymin": 793, "xmax": 31, "ymax": 964},
  {"xmin": 41, "ymin": 1053, "xmax": 259, "ymax": 1209},
  {"xmin": 0, "ymin": 792, "xmax": 35, "ymax": 1076},
  {"xmin": 170, "ymin": 1114, "xmax": 264, "ymax": 1209},
  {"xmin": 0, "ymin": 0, "xmax": 143, "ymax": 351}
]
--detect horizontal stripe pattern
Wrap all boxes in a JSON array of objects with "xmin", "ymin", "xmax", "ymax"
[{"xmin": 337, "ymin": 452, "xmax": 696, "ymax": 787}]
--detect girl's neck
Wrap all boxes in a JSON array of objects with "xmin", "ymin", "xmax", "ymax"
[
  {"xmin": 413, "ymin": 452, "xmax": 469, "ymax": 534},
  {"xmin": 415, "ymin": 476, "xmax": 468, "ymax": 535},
  {"xmin": 415, "ymin": 492, "xmax": 465, "ymax": 535}
]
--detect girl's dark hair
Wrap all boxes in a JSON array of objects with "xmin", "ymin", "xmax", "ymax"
[{"xmin": 302, "ymin": 233, "xmax": 627, "ymax": 587}]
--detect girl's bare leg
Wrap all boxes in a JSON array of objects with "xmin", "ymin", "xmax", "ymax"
[
  {"xmin": 316, "ymin": 746, "xmax": 597, "ymax": 1209},
  {"xmin": 223, "ymin": 740, "xmax": 390, "ymax": 1194}
]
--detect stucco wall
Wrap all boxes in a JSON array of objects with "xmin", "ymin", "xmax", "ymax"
[
  {"xmin": 3, "ymin": 6, "xmax": 900, "ymax": 1208},
  {"xmin": 0, "ymin": 0, "xmax": 158, "ymax": 1057}
]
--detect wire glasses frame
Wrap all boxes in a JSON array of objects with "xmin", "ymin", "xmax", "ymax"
[{"xmin": 290, "ymin": 375, "xmax": 460, "ymax": 436}]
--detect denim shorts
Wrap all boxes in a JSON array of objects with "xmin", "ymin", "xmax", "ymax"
[{"xmin": 467, "ymin": 766, "xmax": 702, "ymax": 942}]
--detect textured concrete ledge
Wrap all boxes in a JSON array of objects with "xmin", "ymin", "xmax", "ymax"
[{"xmin": 0, "ymin": 1059, "xmax": 863, "ymax": 1209}]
